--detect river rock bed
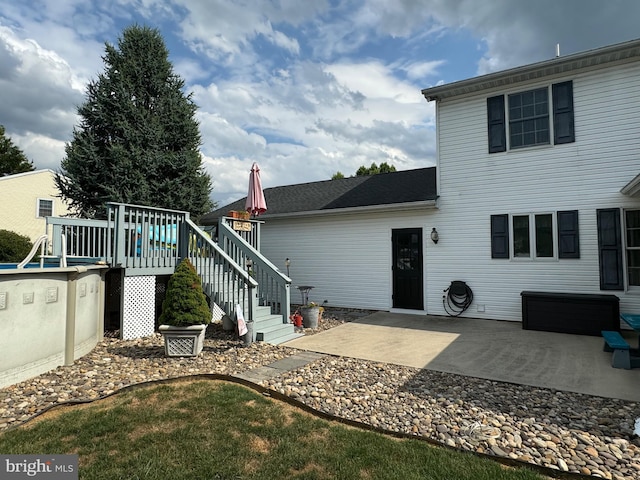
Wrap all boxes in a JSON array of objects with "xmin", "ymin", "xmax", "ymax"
[{"xmin": 1, "ymin": 309, "xmax": 639, "ymax": 479}]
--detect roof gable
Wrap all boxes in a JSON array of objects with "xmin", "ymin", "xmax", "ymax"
[
  {"xmin": 202, "ymin": 167, "xmax": 436, "ymax": 224},
  {"xmin": 0, "ymin": 169, "xmax": 55, "ymax": 182}
]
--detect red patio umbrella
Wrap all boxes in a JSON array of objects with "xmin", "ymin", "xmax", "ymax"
[{"xmin": 245, "ymin": 162, "xmax": 267, "ymax": 216}]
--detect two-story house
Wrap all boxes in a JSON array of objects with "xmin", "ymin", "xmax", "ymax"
[
  {"xmin": 0, "ymin": 169, "xmax": 72, "ymax": 243},
  {"xmin": 205, "ymin": 38, "xmax": 640, "ymax": 327},
  {"xmin": 421, "ymin": 38, "xmax": 640, "ymax": 324}
]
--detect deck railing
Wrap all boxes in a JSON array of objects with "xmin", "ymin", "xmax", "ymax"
[
  {"xmin": 218, "ymin": 219, "xmax": 291, "ymax": 321},
  {"xmin": 221, "ymin": 216, "xmax": 262, "ymax": 250},
  {"xmin": 46, "ymin": 216, "xmax": 110, "ymax": 261},
  {"xmin": 186, "ymin": 218, "xmax": 257, "ymax": 322},
  {"xmin": 106, "ymin": 202, "xmax": 186, "ymax": 275},
  {"xmin": 45, "ymin": 203, "xmax": 262, "ymax": 323}
]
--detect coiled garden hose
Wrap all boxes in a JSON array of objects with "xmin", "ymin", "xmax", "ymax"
[{"xmin": 443, "ymin": 281, "xmax": 473, "ymax": 317}]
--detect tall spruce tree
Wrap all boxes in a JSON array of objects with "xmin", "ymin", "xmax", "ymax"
[
  {"xmin": 56, "ymin": 25, "xmax": 213, "ymax": 219},
  {"xmin": 0, "ymin": 125, "xmax": 35, "ymax": 176}
]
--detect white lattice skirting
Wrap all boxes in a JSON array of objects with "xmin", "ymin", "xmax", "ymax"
[{"xmin": 122, "ymin": 276, "xmax": 156, "ymax": 340}]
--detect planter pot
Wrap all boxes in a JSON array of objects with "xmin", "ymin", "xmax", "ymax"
[
  {"xmin": 244, "ymin": 321, "xmax": 255, "ymax": 346},
  {"xmin": 159, "ymin": 324, "xmax": 207, "ymax": 357},
  {"xmin": 300, "ymin": 306, "xmax": 320, "ymax": 328}
]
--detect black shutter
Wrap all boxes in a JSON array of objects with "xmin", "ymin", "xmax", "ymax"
[
  {"xmin": 552, "ymin": 81, "xmax": 575, "ymax": 144},
  {"xmin": 487, "ymin": 95, "xmax": 506, "ymax": 153},
  {"xmin": 597, "ymin": 208, "xmax": 623, "ymax": 290},
  {"xmin": 557, "ymin": 210, "xmax": 580, "ymax": 258},
  {"xmin": 491, "ymin": 214, "xmax": 509, "ymax": 258}
]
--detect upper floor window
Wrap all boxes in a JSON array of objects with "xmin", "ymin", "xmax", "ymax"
[
  {"xmin": 509, "ymin": 88, "xmax": 549, "ymax": 148},
  {"xmin": 37, "ymin": 198, "xmax": 53, "ymax": 218},
  {"xmin": 487, "ymin": 81, "xmax": 574, "ymax": 153}
]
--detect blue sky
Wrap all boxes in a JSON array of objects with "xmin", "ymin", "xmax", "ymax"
[{"xmin": 1, "ymin": 1, "xmax": 640, "ymax": 208}]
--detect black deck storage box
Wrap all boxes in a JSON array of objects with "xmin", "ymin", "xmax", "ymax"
[{"xmin": 521, "ymin": 291, "xmax": 619, "ymax": 336}]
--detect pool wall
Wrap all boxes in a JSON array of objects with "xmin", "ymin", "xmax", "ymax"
[{"xmin": 0, "ymin": 265, "xmax": 108, "ymax": 388}]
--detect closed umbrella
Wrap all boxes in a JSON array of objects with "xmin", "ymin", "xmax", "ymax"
[{"xmin": 245, "ymin": 162, "xmax": 267, "ymax": 216}]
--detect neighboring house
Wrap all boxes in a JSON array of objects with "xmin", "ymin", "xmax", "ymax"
[
  {"xmin": 201, "ymin": 168, "xmax": 438, "ymax": 311},
  {"xmin": 0, "ymin": 169, "xmax": 72, "ymax": 243},
  {"xmin": 205, "ymin": 38, "xmax": 640, "ymax": 322}
]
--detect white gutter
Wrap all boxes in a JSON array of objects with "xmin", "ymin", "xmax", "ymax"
[{"xmin": 621, "ymin": 174, "xmax": 640, "ymax": 197}]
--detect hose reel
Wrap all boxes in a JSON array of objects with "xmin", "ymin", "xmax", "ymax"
[{"xmin": 443, "ymin": 280, "xmax": 473, "ymax": 317}]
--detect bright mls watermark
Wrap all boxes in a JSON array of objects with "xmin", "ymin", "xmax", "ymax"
[{"xmin": 1, "ymin": 455, "xmax": 78, "ymax": 479}]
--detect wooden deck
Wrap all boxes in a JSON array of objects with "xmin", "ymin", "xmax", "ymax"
[{"xmin": 45, "ymin": 202, "xmax": 295, "ymax": 343}]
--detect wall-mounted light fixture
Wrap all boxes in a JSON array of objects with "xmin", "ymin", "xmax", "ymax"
[
  {"xmin": 285, "ymin": 258, "xmax": 291, "ymax": 276},
  {"xmin": 430, "ymin": 227, "xmax": 439, "ymax": 244}
]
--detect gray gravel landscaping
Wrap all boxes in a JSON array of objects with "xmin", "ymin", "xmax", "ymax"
[{"xmin": 1, "ymin": 308, "xmax": 639, "ymax": 479}]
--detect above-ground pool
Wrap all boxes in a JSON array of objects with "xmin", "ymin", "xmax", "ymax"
[{"xmin": 0, "ymin": 262, "xmax": 57, "ymax": 269}]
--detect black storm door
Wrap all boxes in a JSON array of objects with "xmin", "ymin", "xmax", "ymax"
[{"xmin": 392, "ymin": 228, "xmax": 424, "ymax": 309}]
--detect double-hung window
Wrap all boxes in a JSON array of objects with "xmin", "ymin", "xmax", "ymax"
[
  {"xmin": 487, "ymin": 80, "xmax": 574, "ymax": 153},
  {"xmin": 508, "ymin": 88, "xmax": 550, "ymax": 148},
  {"xmin": 37, "ymin": 198, "xmax": 53, "ymax": 218}
]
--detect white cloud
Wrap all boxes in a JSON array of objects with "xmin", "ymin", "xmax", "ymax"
[
  {"xmin": 2, "ymin": 0, "xmax": 638, "ymax": 213},
  {"xmin": 11, "ymin": 132, "xmax": 66, "ymax": 170},
  {"xmin": 398, "ymin": 60, "xmax": 446, "ymax": 81},
  {"xmin": 0, "ymin": 26, "xmax": 83, "ymax": 145}
]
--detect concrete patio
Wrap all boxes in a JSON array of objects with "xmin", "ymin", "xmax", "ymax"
[{"xmin": 285, "ymin": 311, "xmax": 640, "ymax": 401}]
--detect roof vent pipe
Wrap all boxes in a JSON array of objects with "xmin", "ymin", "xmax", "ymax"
[{"xmin": 556, "ymin": 43, "xmax": 560, "ymax": 57}]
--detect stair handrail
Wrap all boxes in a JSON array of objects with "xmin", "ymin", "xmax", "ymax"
[
  {"xmin": 17, "ymin": 234, "xmax": 48, "ymax": 269},
  {"xmin": 218, "ymin": 219, "xmax": 291, "ymax": 322},
  {"xmin": 186, "ymin": 219, "xmax": 258, "ymax": 323}
]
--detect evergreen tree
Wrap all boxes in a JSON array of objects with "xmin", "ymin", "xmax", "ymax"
[
  {"xmin": 56, "ymin": 25, "xmax": 213, "ymax": 219},
  {"xmin": 159, "ymin": 258, "xmax": 211, "ymax": 326},
  {"xmin": 0, "ymin": 126, "xmax": 35, "ymax": 177}
]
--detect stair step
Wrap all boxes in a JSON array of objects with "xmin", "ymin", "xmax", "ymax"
[
  {"xmin": 256, "ymin": 321, "xmax": 293, "ymax": 335},
  {"xmin": 254, "ymin": 306, "xmax": 275, "ymax": 321},
  {"xmin": 265, "ymin": 331, "xmax": 304, "ymax": 345},
  {"xmin": 256, "ymin": 322, "xmax": 298, "ymax": 343},
  {"xmin": 254, "ymin": 315, "xmax": 286, "ymax": 329}
]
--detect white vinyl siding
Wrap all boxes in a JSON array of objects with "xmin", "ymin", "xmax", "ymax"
[
  {"xmin": 428, "ymin": 60, "xmax": 640, "ymax": 321},
  {"xmin": 260, "ymin": 209, "xmax": 433, "ymax": 311}
]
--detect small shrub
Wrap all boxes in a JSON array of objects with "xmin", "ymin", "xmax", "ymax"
[
  {"xmin": 0, "ymin": 229, "xmax": 33, "ymax": 263},
  {"xmin": 159, "ymin": 258, "xmax": 211, "ymax": 326}
]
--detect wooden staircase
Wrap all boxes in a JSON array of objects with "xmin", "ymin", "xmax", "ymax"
[
  {"xmin": 253, "ymin": 305, "xmax": 302, "ymax": 344},
  {"xmin": 45, "ymin": 203, "xmax": 300, "ymax": 345},
  {"xmin": 201, "ymin": 269, "xmax": 301, "ymax": 346}
]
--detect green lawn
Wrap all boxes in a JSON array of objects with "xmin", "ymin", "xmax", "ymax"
[{"xmin": 0, "ymin": 381, "xmax": 549, "ymax": 480}]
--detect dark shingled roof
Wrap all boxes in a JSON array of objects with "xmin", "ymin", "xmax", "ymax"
[{"xmin": 200, "ymin": 166, "xmax": 437, "ymax": 224}]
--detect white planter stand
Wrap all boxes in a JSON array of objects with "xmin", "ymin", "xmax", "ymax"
[{"xmin": 159, "ymin": 324, "xmax": 207, "ymax": 357}]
